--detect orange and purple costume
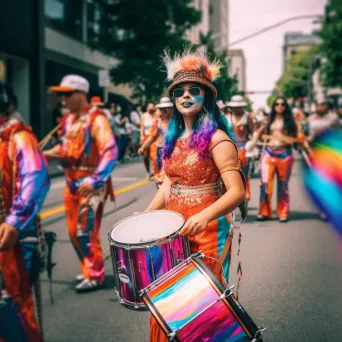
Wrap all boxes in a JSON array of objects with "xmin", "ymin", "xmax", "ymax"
[
  {"xmin": 258, "ymin": 126, "xmax": 305, "ymax": 219},
  {"xmin": 150, "ymin": 131, "xmax": 243, "ymax": 342},
  {"xmin": 0, "ymin": 117, "xmax": 50, "ymax": 342},
  {"xmin": 228, "ymin": 113, "xmax": 251, "ymax": 200},
  {"xmin": 149, "ymin": 118, "xmax": 168, "ymax": 186},
  {"xmin": 59, "ymin": 106, "xmax": 117, "ymax": 282},
  {"xmin": 259, "ymin": 146, "xmax": 294, "ymax": 218}
]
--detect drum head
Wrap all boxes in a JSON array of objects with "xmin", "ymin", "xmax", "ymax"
[{"xmin": 110, "ymin": 211, "xmax": 185, "ymax": 245}]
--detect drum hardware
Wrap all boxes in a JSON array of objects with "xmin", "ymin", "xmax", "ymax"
[
  {"xmin": 142, "ymin": 254, "xmax": 265, "ymax": 341},
  {"xmin": 108, "ymin": 211, "xmax": 189, "ymax": 310},
  {"xmin": 140, "ymin": 252, "xmax": 203, "ymax": 296},
  {"xmin": 251, "ymin": 328, "xmax": 267, "ymax": 342},
  {"xmin": 167, "ymin": 285, "xmax": 237, "ymax": 340}
]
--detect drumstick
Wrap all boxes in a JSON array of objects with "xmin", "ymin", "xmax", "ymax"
[
  {"xmin": 302, "ymin": 149, "xmax": 312, "ymax": 168},
  {"xmin": 39, "ymin": 124, "xmax": 61, "ymax": 149}
]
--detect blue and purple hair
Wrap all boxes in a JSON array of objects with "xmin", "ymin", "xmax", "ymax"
[{"xmin": 162, "ymin": 87, "xmax": 233, "ymax": 160}]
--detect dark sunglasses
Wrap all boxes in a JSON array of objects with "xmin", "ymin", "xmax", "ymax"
[
  {"xmin": 60, "ymin": 91, "xmax": 79, "ymax": 98},
  {"xmin": 172, "ymin": 86, "xmax": 204, "ymax": 98},
  {"xmin": 160, "ymin": 108, "xmax": 170, "ymax": 114},
  {"xmin": 275, "ymin": 102, "xmax": 286, "ymax": 107}
]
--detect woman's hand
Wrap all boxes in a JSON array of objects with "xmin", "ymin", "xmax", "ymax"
[
  {"xmin": 138, "ymin": 146, "xmax": 145, "ymax": 155},
  {"xmin": 180, "ymin": 211, "xmax": 209, "ymax": 236}
]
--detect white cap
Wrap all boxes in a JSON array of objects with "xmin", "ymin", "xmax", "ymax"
[
  {"xmin": 156, "ymin": 96, "xmax": 173, "ymax": 108},
  {"xmin": 227, "ymin": 95, "xmax": 247, "ymax": 107},
  {"xmin": 50, "ymin": 74, "xmax": 89, "ymax": 93}
]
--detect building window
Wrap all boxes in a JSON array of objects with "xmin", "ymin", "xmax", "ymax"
[
  {"xmin": 87, "ymin": 0, "xmax": 106, "ymax": 45},
  {"xmin": 45, "ymin": 0, "xmax": 83, "ymax": 40}
]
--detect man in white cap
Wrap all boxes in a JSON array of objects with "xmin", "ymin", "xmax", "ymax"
[
  {"xmin": 138, "ymin": 96, "xmax": 173, "ymax": 187},
  {"xmin": 308, "ymin": 95, "xmax": 340, "ymax": 140},
  {"xmin": 44, "ymin": 75, "xmax": 117, "ymax": 292},
  {"xmin": 227, "ymin": 95, "xmax": 254, "ymax": 200}
]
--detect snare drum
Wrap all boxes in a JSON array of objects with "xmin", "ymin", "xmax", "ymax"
[
  {"xmin": 140, "ymin": 253, "xmax": 265, "ymax": 342},
  {"xmin": 108, "ymin": 210, "xmax": 190, "ymax": 310}
]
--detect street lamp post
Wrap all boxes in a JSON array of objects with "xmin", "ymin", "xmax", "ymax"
[{"xmin": 227, "ymin": 14, "xmax": 322, "ymax": 48}]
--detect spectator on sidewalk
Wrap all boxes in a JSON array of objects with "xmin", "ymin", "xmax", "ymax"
[
  {"xmin": 129, "ymin": 105, "xmax": 141, "ymax": 157},
  {"xmin": 114, "ymin": 106, "xmax": 130, "ymax": 162}
]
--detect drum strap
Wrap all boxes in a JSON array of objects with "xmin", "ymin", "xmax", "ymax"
[{"xmin": 213, "ymin": 231, "xmax": 234, "ymax": 277}]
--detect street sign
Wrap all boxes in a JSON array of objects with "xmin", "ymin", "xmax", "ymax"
[{"xmin": 98, "ymin": 69, "xmax": 110, "ymax": 87}]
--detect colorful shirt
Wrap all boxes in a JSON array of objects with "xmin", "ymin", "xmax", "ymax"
[
  {"xmin": 227, "ymin": 112, "xmax": 250, "ymax": 148},
  {"xmin": 59, "ymin": 106, "xmax": 117, "ymax": 192},
  {"xmin": 149, "ymin": 118, "xmax": 168, "ymax": 148},
  {"xmin": 0, "ymin": 117, "xmax": 50, "ymax": 238}
]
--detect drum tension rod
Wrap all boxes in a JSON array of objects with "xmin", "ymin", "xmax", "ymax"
[{"xmin": 251, "ymin": 327, "xmax": 266, "ymax": 342}]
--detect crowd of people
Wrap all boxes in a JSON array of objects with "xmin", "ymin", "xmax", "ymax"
[{"xmin": 0, "ymin": 47, "xmax": 341, "ymax": 342}]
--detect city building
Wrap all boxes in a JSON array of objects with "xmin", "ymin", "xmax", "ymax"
[
  {"xmin": 0, "ymin": 0, "xmax": 132, "ymax": 139},
  {"xmin": 283, "ymin": 32, "xmax": 321, "ymax": 72},
  {"xmin": 228, "ymin": 49, "xmax": 247, "ymax": 92},
  {"xmin": 209, "ymin": 0, "xmax": 229, "ymax": 50},
  {"xmin": 187, "ymin": 0, "xmax": 210, "ymax": 43}
]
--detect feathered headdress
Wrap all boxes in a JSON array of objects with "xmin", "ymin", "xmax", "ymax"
[{"xmin": 164, "ymin": 49, "xmax": 222, "ymax": 98}]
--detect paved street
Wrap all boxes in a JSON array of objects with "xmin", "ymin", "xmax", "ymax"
[{"xmin": 40, "ymin": 159, "xmax": 342, "ymax": 342}]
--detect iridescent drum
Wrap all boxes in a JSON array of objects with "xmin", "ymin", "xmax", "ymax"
[
  {"xmin": 108, "ymin": 211, "xmax": 190, "ymax": 310},
  {"xmin": 140, "ymin": 253, "xmax": 265, "ymax": 341}
]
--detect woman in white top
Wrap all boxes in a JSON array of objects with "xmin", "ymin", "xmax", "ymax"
[{"xmin": 140, "ymin": 103, "xmax": 157, "ymax": 177}]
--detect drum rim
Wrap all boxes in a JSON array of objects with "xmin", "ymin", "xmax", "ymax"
[{"xmin": 108, "ymin": 210, "xmax": 185, "ymax": 248}]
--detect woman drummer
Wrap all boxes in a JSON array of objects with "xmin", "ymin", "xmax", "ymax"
[{"xmin": 145, "ymin": 50, "xmax": 246, "ymax": 342}]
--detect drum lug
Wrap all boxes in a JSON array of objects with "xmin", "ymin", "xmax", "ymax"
[
  {"xmin": 221, "ymin": 287, "xmax": 233, "ymax": 299},
  {"xmin": 251, "ymin": 327, "xmax": 266, "ymax": 341},
  {"xmin": 167, "ymin": 331, "xmax": 179, "ymax": 340}
]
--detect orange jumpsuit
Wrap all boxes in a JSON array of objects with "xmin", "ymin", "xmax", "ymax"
[
  {"xmin": 228, "ymin": 113, "xmax": 251, "ymax": 200},
  {"xmin": 150, "ymin": 130, "xmax": 243, "ymax": 341},
  {"xmin": 0, "ymin": 117, "xmax": 50, "ymax": 342},
  {"xmin": 59, "ymin": 106, "xmax": 117, "ymax": 282},
  {"xmin": 141, "ymin": 113, "xmax": 157, "ymax": 175}
]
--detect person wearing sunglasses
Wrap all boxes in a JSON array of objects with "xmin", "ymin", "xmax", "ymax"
[
  {"xmin": 44, "ymin": 75, "xmax": 117, "ymax": 292},
  {"xmin": 138, "ymin": 97, "xmax": 173, "ymax": 188},
  {"xmin": 257, "ymin": 96, "xmax": 305, "ymax": 223},
  {"xmin": 145, "ymin": 51, "xmax": 246, "ymax": 342}
]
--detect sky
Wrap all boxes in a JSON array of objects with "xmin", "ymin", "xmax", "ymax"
[{"xmin": 229, "ymin": 0, "xmax": 327, "ymax": 110}]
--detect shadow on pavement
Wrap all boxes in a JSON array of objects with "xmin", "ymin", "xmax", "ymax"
[{"xmin": 245, "ymin": 210, "xmax": 321, "ymax": 224}]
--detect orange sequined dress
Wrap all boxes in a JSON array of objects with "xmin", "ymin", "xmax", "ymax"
[{"xmin": 150, "ymin": 130, "xmax": 240, "ymax": 342}]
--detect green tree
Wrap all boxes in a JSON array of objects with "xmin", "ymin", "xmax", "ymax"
[
  {"xmin": 319, "ymin": 0, "xmax": 342, "ymax": 88},
  {"xmin": 88, "ymin": 0, "xmax": 201, "ymax": 104},
  {"xmin": 194, "ymin": 33, "xmax": 240, "ymax": 102},
  {"xmin": 268, "ymin": 48, "xmax": 319, "ymax": 105}
]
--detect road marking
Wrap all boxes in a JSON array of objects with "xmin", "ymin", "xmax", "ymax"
[
  {"xmin": 40, "ymin": 179, "xmax": 151, "ymax": 219},
  {"xmin": 49, "ymin": 176, "xmax": 138, "ymax": 190}
]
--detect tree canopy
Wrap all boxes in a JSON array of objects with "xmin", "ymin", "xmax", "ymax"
[
  {"xmin": 267, "ymin": 49, "xmax": 318, "ymax": 106},
  {"xmin": 319, "ymin": 0, "xmax": 342, "ymax": 88},
  {"xmin": 89, "ymin": 0, "xmax": 201, "ymax": 104}
]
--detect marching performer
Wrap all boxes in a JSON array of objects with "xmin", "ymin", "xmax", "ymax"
[
  {"xmin": 257, "ymin": 96, "xmax": 304, "ymax": 222},
  {"xmin": 227, "ymin": 95, "xmax": 254, "ymax": 200},
  {"xmin": 145, "ymin": 50, "xmax": 246, "ymax": 342},
  {"xmin": 140, "ymin": 103, "xmax": 157, "ymax": 179},
  {"xmin": 138, "ymin": 97, "xmax": 173, "ymax": 187},
  {"xmin": 0, "ymin": 82, "xmax": 50, "ymax": 341},
  {"xmin": 44, "ymin": 75, "xmax": 117, "ymax": 292}
]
